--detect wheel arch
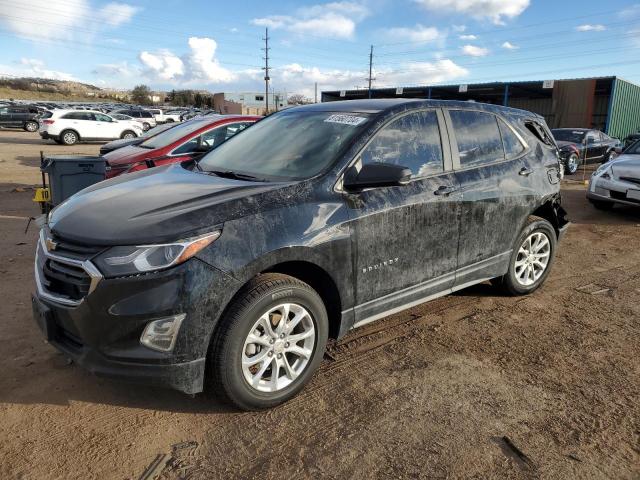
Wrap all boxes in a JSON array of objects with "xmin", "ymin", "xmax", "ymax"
[
  {"xmin": 120, "ymin": 129, "xmax": 136, "ymax": 138},
  {"xmin": 531, "ymin": 195, "xmax": 569, "ymax": 239},
  {"xmin": 260, "ymin": 260, "xmax": 343, "ymax": 339},
  {"xmin": 60, "ymin": 128, "xmax": 81, "ymax": 140}
]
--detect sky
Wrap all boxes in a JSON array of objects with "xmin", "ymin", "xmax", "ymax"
[{"xmin": 1, "ymin": 0, "xmax": 640, "ymax": 98}]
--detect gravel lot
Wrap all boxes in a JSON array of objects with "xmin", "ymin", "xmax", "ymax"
[{"xmin": 0, "ymin": 130, "xmax": 639, "ymax": 480}]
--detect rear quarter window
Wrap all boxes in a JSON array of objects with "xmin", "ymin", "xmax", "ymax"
[{"xmin": 449, "ymin": 110, "xmax": 504, "ymax": 168}]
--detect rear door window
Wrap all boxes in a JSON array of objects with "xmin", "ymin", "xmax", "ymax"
[
  {"xmin": 360, "ymin": 110, "xmax": 444, "ymax": 178},
  {"xmin": 449, "ymin": 110, "xmax": 504, "ymax": 167},
  {"xmin": 498, "ymin": 118, "xmax": 526, "ymax": 159}
]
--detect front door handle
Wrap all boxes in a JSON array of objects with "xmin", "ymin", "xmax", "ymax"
[
  {"xmin": 434, "ymin": 185, "xmax": 459, "ymax": 196},
  {"xmin": 519, "ymin": 167, "xmax": 533, "ymax": 176}
]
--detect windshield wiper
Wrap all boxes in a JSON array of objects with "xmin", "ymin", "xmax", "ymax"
[
  {"xmin": 138, "ymin": 144, "xmax": 155, "ymax": 149},
  {"xmin": 206, "ymin": 170, "xmax": 265, "ymax": 182}
]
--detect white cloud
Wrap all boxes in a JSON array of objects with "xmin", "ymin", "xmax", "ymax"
[
  {"xmin": 501, "ymin": 41, "xmax": 518, "ymax": 49},
  {"xmin": 0, "ymin": 0, "xmax": 139, "ymax": 42},
  {"xmin": 0, "ymin": 58, "xmax": 76, "ymax": 80},
  {"xmin": 415, "ymin": 0, "xmax": 530, "ymax": 24},
  {"xmin": 264, "ymin": 58, "xmax": 468, "ymax": 97},
  {"xmin": 251, "ymin": 2, "xmax": 369, "ymax": 39},
  {"xmin": 187, "ymin": 37, "xmax": 236, "ymax": 83},
  {"xmin": 461, "ymin": 45, "xmax": 489, "ymax": 56},
  {"xmin": 98, "ymin": 2, "xmax": 139, "ymax": 27},
  {"xmin": 384, "ymin": 24, "xmax": 443, "ymax": 43},
  {"xmin": 139, "ymin": 50, "xmax": 185, "ymax": 81},
  {"xmin": 92, "ymin": 61, "xmax": 136, "ymax": 77},
  {"xmin": 576, "ymin": 24, "xmax": 606, "ymax": 32},
  {"xmin": 0, "ymin": 0, "xmax": 89, "ymax": 41},
  {"xmin": 459, "ymin": 34, "xmax": 477, "ymax": 40},
  {"xmin": 138, "ymin": 37, "xmax": 235, "ymax": 84}
]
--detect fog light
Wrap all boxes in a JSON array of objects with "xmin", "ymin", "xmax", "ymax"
[{"xmin": 140, "ymin": 314, "xmax": 186, "ymax": 352}]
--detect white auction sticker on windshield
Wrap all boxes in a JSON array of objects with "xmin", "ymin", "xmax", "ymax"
[{"xmin": 324, "ymin": 114, "xmax": 367, "ymax": 126}]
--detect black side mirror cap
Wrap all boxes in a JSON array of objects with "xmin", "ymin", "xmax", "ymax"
[{"xmin": 343, "ymin": 162, "xmax": 412, "ymax": 190}]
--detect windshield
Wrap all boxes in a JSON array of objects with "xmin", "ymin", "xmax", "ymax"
[
  {"xmin": 552, "ymin": 129, "xmax": 586, "ymax": 143},
  {"xmin": 198, "ymin": 111, "xmax": 371, "ymax": 180},
  {"xmin": 625, "ymin": 140, "xmax": 640, "ymax": 154},
  {"xmin": 141, "ymin": 122, "xmax": 175, "ymax": 138},
  {"xmin": 139, "ymin": 120, "xmax": 208, "ymax": 149}
]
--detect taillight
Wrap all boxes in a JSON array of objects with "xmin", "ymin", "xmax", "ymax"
[{"xmin": 42, "ymin": 119, "xmax": 55, "ymax": 125}]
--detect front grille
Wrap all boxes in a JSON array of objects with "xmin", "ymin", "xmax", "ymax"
[
  {"xmin": 619, "ymin": 176, "xmax": 640, "ymax": 186},
  {"xmin": 43, "ymin": 259, "xmax": 92, "ymax": 301},
  {"xmin": 35, "ymin": 229, "xmax": 103, "ymax": 306},
  {"xmin": 611, "ymin": 190, "xmax": 640, "ymax": 204}
]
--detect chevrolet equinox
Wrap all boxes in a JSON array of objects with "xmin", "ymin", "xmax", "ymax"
[{"xmin": 32, "ymin": 99, "xmax": 569, "ymax": 410}]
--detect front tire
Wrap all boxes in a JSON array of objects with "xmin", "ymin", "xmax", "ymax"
[
  {"xmin": 209, "ymin": 273, "xmax": 328, "ymax": 411},
  {"xmin": 121, "ymin": 130, "xmax": 136, "ymax": 139},
  {"xmin": 24, "ymin": 121, "xmax": 38, "ymax": 132},
  {"xmin": 565, "ymin": 153, "xmax": 580, "ymax": 175},
  {"xmin": 142, "ymin": 122, "xmax": 150, "ymax": 131},
  {"xmin": 493, "ymin": 216, "xmax": 557, "ymax": 296},
  {"xmin": 61, "ymin": 130, "xmax": 78, "ymax": 145}
]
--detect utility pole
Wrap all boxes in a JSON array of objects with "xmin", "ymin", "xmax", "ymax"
[
  {"xmin": 314, "ymin": 82, "xmax": 318, "ymax": 103},
  {"xmin": 262, "ymin": 28, "xmax": 270, "ymax": 114},
  {"xmin": 367, "ymin": 45, "xmax": 375, "ymax": 99}
]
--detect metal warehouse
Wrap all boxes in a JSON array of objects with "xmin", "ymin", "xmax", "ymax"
[{"xmin": 322, "ymin": 76, "xmax": 640, "ymax": 140}]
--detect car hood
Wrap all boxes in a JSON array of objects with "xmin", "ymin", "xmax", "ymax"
[
  {"xmin": 103, "ymin": 145, "xmax": 153, "ymax": 165},
  {"xmin": 48, "ymin": 164, "xmax": 290, "ymax": 245},
  {"xmin": 611, "ymin": 154, "xmax": 640, "ymax": 179}
]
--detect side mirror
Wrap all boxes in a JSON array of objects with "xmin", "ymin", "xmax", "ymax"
[
  {"xmin": 586, "ymin": 137, "xmax": 595, "ymax": 145},
  {"xmin": 343, "ymin": 162, "xmax": 412, "ymax": 190}
]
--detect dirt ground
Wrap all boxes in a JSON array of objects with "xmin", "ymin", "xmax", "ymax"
[{"xmin": 0, "ymin": 130, "xmax": 638, "ymax": 480}]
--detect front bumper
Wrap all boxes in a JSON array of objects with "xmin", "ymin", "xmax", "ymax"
[
  {"xmin": 32, "ymin": 237, "xmax": 240, "ymax": 394},
  {"xmin": 587, "ymin": 176, "xmax": 640, "ymax": 207}
]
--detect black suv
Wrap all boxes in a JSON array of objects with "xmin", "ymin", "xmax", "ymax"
[
  {"xmin": 0, "ymin": 104, "xmax": 42, "ymax": 131},
  {"xmin": 32, "ymin": 99, "xmax": 568, "ymax": 410}
]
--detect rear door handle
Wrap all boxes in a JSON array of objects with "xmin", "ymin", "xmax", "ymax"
[
  {"xmin": 434, "ymin": 185, "xmax": 459, "ymax": 196},
  {"xmin": 519, "ymin": 167, "xmax": 533, "ymax": 176}
]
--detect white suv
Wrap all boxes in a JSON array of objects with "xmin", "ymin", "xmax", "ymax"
[{"xmin": 39, "ymin": 110, "xmax": 143, "ymax": 145}]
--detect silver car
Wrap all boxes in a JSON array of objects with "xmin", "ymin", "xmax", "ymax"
[{"xmin": 587, "ymin": 141, "xmax": 640, "ymax": 210}]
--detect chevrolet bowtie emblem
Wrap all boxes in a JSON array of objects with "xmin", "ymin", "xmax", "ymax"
[{"xmin": 46, "ymin": 238, "xmax": 58, "ymax": 252}]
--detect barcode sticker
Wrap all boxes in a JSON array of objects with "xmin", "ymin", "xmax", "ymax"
[{"xmin": 324, "ymin": 114, "xmax": 367, "ymax": 126}]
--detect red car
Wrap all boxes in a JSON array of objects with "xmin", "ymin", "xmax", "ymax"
[{"xmin": 103, "ymin": 115, "xmax": 261, "ymax": 178}]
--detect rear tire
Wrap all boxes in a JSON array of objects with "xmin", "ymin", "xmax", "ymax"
[
  {"xmin": 590, "ymin": 199, "xmax": 615, "ymax": 211},
  {"xmin": 208, "ymin": 273, "xmax": 328, "ymax": 411},
  {"xmin": 24, "ymin": 121, "xmax": 38, "ymax": 132},
  {"xmin": 60, "ymin": 130, "xmax": 78, "ymax": 145},
  {"xmin": 142, "ymin": 122, "xmax": 150, "ymax": 131},
  {"xmin": 493, "ymin": 216, "xmax": 557, "ymax": 296},
  {"xmin": 166, "ymin": 118, "xmax": 174, "ymax": 123}
]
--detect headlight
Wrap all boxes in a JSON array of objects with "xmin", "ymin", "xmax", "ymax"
[
  {"xmin": 593, "ymin": 163, "xmax": 610, "ymax": 177},
  {"xmin": 94, "ymin": 231, "xmax": 220, "ymax": 277}
]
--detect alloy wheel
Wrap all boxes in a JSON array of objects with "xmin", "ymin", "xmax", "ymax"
[
  {"xmin": 514, "ymin": 232, "xmax": 551, "ymax": 287},
  {"xmin": 63, "ymin": 132, "xmax": 77, "ymax": 144},
  {"xmin": 567, "ymin": 154, "xmax": 579, "ymax": 174},
  {"xmin": 241, "ymin": 303, "xmax": 315, "ymax": 393}
]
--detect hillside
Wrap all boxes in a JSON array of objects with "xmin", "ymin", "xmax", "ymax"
[{"xmin": 0, "ymin": 77, "xmax": 124, "ymax": 102}]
